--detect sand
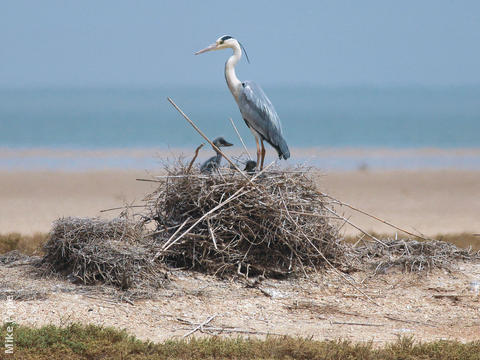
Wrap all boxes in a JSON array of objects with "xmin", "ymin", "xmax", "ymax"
[
  {"xmin": 1, "ymin": 168, "xmax": 480, "ymax": 345},
  {"xmin": 1, "ymin": 169, "xmax": 479, "ymax": 236},
  {"xmin": 1, "ymin": 257, "xmax": 479, "ymax": 345}
]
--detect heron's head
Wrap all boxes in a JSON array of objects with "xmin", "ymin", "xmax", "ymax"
[
  {"xmin": 195, "ymin": 35, "xmax": 238, "ymax": 55},
  {"xmin": 244, "ymin": 160, "xmax": 257, "ymax": 173},
  {"xmin": 212, "ymin": 136, "xmax": 233, "ymax": 148}
]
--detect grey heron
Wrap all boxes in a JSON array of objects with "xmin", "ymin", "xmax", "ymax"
[
  {"xmin": 195, "ymin": 35, "xmax": 290, "ymax": 170},
  {"xmin": 200, "ymin": 136, "xmax": 233, "ymax": 173}
]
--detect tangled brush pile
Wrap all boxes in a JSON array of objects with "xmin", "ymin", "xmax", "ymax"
[
  {"xmin": 144, "ymin": 164, "xmax": 343, "ymax": 277},
  {"xmin": 353, "ymin": 237, "xmax": 480, "ymax": 273},
  {"xmin": 41, "ymin": 217, "xmax": 167, "ymax": 293}
]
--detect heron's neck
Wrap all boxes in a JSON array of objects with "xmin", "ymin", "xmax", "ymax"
[
  {"xmin": 225, "ymin": 45, "xmax": 242, "ymax": 101},
  {"xmin": 214, "ymin": 150, "xmax": 222, "ymax": 164}
]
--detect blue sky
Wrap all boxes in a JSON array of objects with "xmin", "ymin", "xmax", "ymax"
[{"xmin": 1, "ymin": 0, "xmax": 479, "ymax": 87}]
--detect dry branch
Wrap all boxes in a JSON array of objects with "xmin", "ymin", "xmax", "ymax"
[{"xmin": 187, "ymin": 143, "xmax": 204, "ymax": 173}]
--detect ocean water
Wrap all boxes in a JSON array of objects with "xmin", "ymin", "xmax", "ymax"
[
  {"xmin": 0, "ymin": 86, "xmax": 479, "ymax": 170},
  {"xmin": 1, "ymin": 85, "xmax": 479, "ymax": 149}
]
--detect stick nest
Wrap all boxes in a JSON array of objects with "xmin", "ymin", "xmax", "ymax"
[
  {"xmin": 40, "ymin": 217, "xmax": 167, "ymax": 294},
  {"xmin": 353, "ymin": 237, "xmax": 480, "ymax": 272},
  {"xmin": 144, "ymin": 163, "xmax": 343, "ymax": 277}
]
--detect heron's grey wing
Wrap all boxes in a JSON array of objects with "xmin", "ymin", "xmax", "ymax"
[{"xmin": 238, "ymin": 81, "xmax": 290, "ymax": 159}]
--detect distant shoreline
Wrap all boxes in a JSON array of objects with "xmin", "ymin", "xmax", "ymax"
[{"xmin": 1, "ymin": 146, "xmax": 480, "ymax": 171}]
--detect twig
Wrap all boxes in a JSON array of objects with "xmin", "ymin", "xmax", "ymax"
[
  {"xmin": 187, "ymin": 143, "xmax": 204, "ymax": 173},
  {"xmin": 207, "ymin": 218, "xmax": 218, "ymax": 250},
  {"xmin": 168, "ymin": 97, "xmax": 251, "ymax": 182},
  {"xmin": 176, "ymin": 318, "xmax": 282, "ymax": 336},
  {"xmin": 100, "ymin": 205, "xmax": 146, "ymax": 213},
  {"xmin": 321, "ymin": 193, "xmax": 430, "ymax": 241},
  {"xmin": 196, "ymin": 326, "xmax": 282, "ymax": 336},
  {"xmin": 384, "ymin": 315, "xmax": 437, "ymax": 327},
  {"xmin": 324, "ymin": 206, "xmax": 387, "ymax": 247},
  {"xmin": 152, "ymin": 218, "xmax": 190, "ymax": 261},
  {"xmin": 183, "ymin": 314, "xmax": 217, "ymax": 338},
  {"xmin": 229, "ymin": 117, "xmax": 252, "ymax": 159},
  {"xmin": 330, "ymin": 320, "xmax": 384, "ymax": 327},
  {"xmin": 136, "ymin": 178, "xmax": 162, "ymax": 182}
]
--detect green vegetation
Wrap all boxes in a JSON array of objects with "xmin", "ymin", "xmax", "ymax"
[{"xmin": 0, "ymin": 323, "xmax": 479, "ymax": 359}]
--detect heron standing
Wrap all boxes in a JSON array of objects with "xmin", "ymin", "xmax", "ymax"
[
  {"xmin": 195, "ymin": 35, "xmax": 290, "ymax": 170},
  {"xmin": 200, "ymin": 136, "xmax": 233, "ymax": 173}
]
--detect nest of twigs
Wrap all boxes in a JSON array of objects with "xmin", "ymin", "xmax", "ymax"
[
  {"xmin": 144, "ymin": 163, "xmax": 343, "ymax": 277},
  {"xmin": 40, "ymin": 217, "xmax": 167, "ymax": 293},
  {"xmin": 354, "ymin": 237, "xmax": 480, "ymax": 272}
]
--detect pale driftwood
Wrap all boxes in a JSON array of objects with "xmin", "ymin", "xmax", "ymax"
[{"xmin": 183, "ymin": 314, "xmax": 217, "ymax": 338}]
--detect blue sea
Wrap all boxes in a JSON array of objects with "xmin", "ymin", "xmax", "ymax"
[{"xmin": 1, "ymin": 85, "xmax": 479, "ymax": 170}]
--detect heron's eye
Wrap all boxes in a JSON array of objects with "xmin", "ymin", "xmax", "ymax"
[{"xmin": 219, "ymin": 40, "xmax": 224, "ymax": 45}]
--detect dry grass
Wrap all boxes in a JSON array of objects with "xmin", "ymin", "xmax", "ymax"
[
  {"xmin": 435, "ymin": 232, "xmax": 480, "ymax": 251},
  {"xmin": 143, "ymin": 163, "xmax": 343, "ymax": 277},
  {"xmin": 0, "ymin": 232, "xmax": 47, "ymax": 255}
]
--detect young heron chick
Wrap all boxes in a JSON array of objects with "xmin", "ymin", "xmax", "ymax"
[{"xmin": 200, "ymin": 136, "xmax": 233, "ymax": 173}]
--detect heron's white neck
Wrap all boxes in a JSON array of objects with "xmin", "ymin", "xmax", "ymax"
[{"xmin": 225, "ymin": 43, "xmax": 242, "ymax": 101}]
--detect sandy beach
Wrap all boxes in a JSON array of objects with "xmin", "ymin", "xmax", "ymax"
[
  {"xmin": 1, "ymin": 168, "xmax": 479, "ymax": 237},
  {"xmin": 2, "ymin": 167, "xmax": 480, "ymax": 346}
]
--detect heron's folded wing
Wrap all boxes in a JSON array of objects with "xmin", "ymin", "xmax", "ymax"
[
  {"xmin": 238, "ymin": 81, "xmax": 290, "ymax": 159},
  {"xmin": 238, "ymin": 81, "xmax": 284, "ymax": 140}
]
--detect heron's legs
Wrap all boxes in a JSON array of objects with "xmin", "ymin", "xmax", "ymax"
[
  {"xmin": 260, "ymin": 139, "xmax": 265, "ymax": 170},
  {"xmin": 255, "ymin": 137, "xmax": 261, "ymax": 170}
]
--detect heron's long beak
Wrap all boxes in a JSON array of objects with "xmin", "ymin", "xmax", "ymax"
[
  {"xmin": 223, "ymin": 141, "xmax": 233, "ymax": 147},
  {"xmin": 195, "ymin": 43, "xmax": 217, "ymax": 55}
]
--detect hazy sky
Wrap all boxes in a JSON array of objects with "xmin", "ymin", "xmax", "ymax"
[{"xmin": 1, "ymin": 0, "xmax": 479, "ymax": 87}]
